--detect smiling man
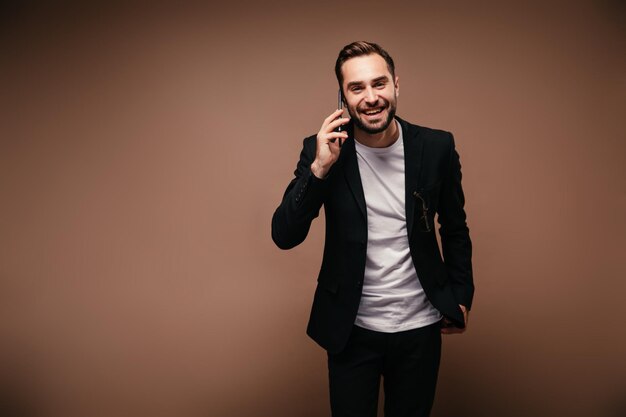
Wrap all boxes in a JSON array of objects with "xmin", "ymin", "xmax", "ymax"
[{"xmin": 272, "ymin": 41, "xmax": 474, "ymax": 417}]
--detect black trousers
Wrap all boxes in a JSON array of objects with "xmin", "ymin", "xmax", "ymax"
[{"xmin": 327, "ymin": 321, "xmax": 442, "ymax": 417}]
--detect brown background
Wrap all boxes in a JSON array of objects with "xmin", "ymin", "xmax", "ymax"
[{"xmin": 1, "ymin": 1, "xmax": 625, "ymax": 416}]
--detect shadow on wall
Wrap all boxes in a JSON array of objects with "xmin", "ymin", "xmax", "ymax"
[
  {"xmin": 0, "ymin": 380, "xmax": 39, "ymax": 417},
  {"xmin": 606, "ymin": 395, "xmax": 626, "ymax": 417}
]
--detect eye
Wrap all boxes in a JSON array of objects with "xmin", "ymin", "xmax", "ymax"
[
  {"xmin": 374, "ymin": 82, "xmax": 385, "ymax": 88},
  {"xmin": 351, "ymin": 86, "xmax": 363, "ymax": 93}
]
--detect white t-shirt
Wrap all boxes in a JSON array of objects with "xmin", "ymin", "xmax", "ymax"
[{"xmin": 354, "ymin": 121, "xmax": 442, "ymax": 332}]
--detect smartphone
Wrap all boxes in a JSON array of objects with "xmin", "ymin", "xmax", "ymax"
[
  {"xmin": 336, "ymin": 89, "xmax": 344, "ymax": 147},
  {"xmin": 337, "ymin": 88, "xmax": 343, "ymax": 131}
]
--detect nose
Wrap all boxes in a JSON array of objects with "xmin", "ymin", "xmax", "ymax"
[{"xmin": 364, "ymin": 87, "xmax": 378, "ymax": 105}]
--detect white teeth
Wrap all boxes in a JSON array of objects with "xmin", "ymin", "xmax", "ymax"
[{"xmin": 363, "ymin": 108, "xmax": 383, "ymax": 115}]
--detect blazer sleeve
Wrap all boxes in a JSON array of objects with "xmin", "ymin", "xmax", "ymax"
[
  {"xmin": 271, "ymin": 137, "xmax": 329, "ymax": 250},
  {"xmin": 437, "ymin": 133, "xmax": 475, "ymax": 310}
]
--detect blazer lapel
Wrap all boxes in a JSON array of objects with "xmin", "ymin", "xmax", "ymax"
[
  {"xmin": 340, "ymin": 117, "xmax": 422, "ymax": 226},
  {"xmin": 399, "ymin": 116, "xmax": 424, "ymax": 240},
  {"xmin": 341, "ymin": 123, "xmax": 367, "ymax": 221}
]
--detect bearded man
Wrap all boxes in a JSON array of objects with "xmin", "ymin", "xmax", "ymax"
[{"xmin": 272, "ymin": 41, "xmax": 474, "ymax": 417}]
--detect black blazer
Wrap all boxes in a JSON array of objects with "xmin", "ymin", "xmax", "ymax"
[{"xmin": 272, "ymin": 116, "xmax": 474, "ymax": 354}]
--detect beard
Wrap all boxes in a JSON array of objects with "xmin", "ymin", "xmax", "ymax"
[{"xmin": 347, "ymin": 97, "xmax": 397, "ymax": 135}]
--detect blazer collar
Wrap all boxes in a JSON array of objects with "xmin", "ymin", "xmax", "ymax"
[{"xmin": 340, "ymin": 122, "xmax": 367, "ymax": 220}]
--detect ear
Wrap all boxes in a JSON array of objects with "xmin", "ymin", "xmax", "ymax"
[{"xmin": 394, "ymin": 76, "xmax": 400, "ymax": 96}]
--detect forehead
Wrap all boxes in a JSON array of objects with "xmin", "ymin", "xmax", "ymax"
[{"xmin": 341, "ymin": 54, "xmax": 391, "ymax": 85}]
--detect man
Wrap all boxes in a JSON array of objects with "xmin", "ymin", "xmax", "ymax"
[{"xmin": 271, "ymin": 41, "xmax": 474, "ymax": 417}]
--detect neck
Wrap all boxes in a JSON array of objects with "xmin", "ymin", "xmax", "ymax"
[{"xmin": 354, "ymin": 119, "xmax": 399, "ymax": 148}]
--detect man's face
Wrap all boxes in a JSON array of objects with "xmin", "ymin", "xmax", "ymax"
[{"xmin": 340, "ymin": 54, "xmax": 399, "ymax": 135}]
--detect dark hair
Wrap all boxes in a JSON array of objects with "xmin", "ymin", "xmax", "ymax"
[{"xmin": 334, "ymin": 41, "xmax": 396, "ymax": 88}]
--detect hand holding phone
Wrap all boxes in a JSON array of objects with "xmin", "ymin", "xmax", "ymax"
[{"xmin": 311, "ymin": 96, "xmax": 349, "ymax": 179}]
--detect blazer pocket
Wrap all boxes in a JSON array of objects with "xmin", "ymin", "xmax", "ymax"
[
  {"xmin": 420, "ymin": 178, "xmax": 443, "ymax": 191},
  {"xmin": 418, "ymin": 179, "xmax": 443, "ymax": 216}
]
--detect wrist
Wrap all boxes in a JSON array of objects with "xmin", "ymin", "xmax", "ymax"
[{"xmin": 310, "ymin": 160, "xmax": 328, "ymax": 179}]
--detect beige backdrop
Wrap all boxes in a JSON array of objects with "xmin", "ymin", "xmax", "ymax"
[{"xmin": 1, "ymin": 1, "xmax": 625, "ymax": 416}]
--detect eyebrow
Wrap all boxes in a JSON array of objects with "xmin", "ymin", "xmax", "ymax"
[
  {"xmin": 346, "ymin": 76, "xmax": 389, "ymax": 89},
  {"xmin": 371, "ymin": 76, "xmax": 389, "ymax": 84}
]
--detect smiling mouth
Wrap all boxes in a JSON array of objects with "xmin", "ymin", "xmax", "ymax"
[{"xmin": 361, "ymin": 107, "xmax": 384, "ymax": 116}]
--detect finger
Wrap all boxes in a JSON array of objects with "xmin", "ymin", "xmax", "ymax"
[
  {"xmin": 321, "ymin": 131, "xmax": 348, "ymax": 142},
  {"xmin": 326, "ymin": 117, "xmax": 350, "ymax": 132},
  {"xmin": 328, "ymin": 136, "xmax": 342, "ymax": 150},
  {"xmin": 322, "ymin": 109, "xmax": 346, "ymax": 126},
  {"xmin": 441, "ymin": 327, "xmax": 464, "ymax": 335}
]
